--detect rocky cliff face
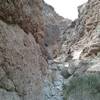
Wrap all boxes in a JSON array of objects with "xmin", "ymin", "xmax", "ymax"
[
  {"xmin": 62, "ymin": 0, "xmax": 100, "ymax": 59},
  {"xmin": 43, "ymin": 0, "xmax": 100, "ymax": 100},
  {"xmin": 43, "ymin": 2, "xmax": 71, "ymax": 58},
  {"xmin": 76, "ymin": 0, "xmax": 100, "ymax": 59},
  {"xmin": 0, "ymin": 0, "xmax": 71, "ymax": 99},
  {"xmin": 59, "ymin": 0, "xmax": 100, "ymax": 100},
  {"xmin": 1, "ymin": 0, "xmax": 100, "ymax": 100},
  {"xmin": 0, "ymin": 0, "xmax": 50, "ymax": 60},
  {"xmin": 0, "ymin": 0, "xmax": 48, "ymax": 100},
  {"xmin": 61, "ymin": 0, "xmax": 100, "ymax": 61}
]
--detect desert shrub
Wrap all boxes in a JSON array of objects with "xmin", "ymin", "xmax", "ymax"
[{"xmin": 63, "ymin": 73, "xmax": 100, "ymax": 100}]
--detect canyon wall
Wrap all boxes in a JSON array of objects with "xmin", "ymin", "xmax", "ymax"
[
  {"xmin": 0, "ymin": 0, "xmax": 48, "ymax": 100},
  {"xmin": 60, "ymin": 0, "xmax": 100, "ymax": 100},
  {"xmin": 42, "ymin": 0, "xmax": 100, "ymax": 100},
  {"xmin": 43, "ymin": 2, "xmax": 71, "ymax": 58},
  {"xmin": 0, "ymin": 0, "xmax": 100, "ymax": 100},
  {"xmin": 61, "ymin": 0, "xmax": 100, "ymax": 61}
]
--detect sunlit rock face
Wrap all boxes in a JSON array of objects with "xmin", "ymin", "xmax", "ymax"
[
  {"xmin": 60, "ymin": 19, "xmax": 83, "ymax": 62},
  {"xmin": 0, "ymin": 0, "xmax": 48, "ymax": 100},
  {"xmin": 72, "ymin": 0, "xmax": 100, "ymax": 59},
  {"xmin": 60, "ymin": 0, "xmax": 100, "ymax": 61},
  {"xmin": 61, "ymin": 0, "xmax": 100, "ymax": 100}
]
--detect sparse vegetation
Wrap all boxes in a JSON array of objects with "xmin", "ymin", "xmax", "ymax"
[{"xmin": 63, "ymin": 73, "xmax": 100, "ymax": 100}]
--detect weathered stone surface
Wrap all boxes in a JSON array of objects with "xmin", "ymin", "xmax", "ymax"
[
  {"xmin": 43, "ymin": 2, "xmax": 71, "ymax": 58},
  {"xmin": 60, "ymin": 0, "xmax": 100, "ymax": 60},
  {"xmin": 0, "ymin": 0, "xmax": 49, "ymax": 100},
  {"xmin": 71, "ymin": 0, "xmax": 100, "ymax": 59},
  {"xmin": 0, "ymin": 0, "xmax": 43, "ymax": 35},
  {"xmin": 59, "ymin": 1, "xmax": 100, "ymax": 100},
  {"xmin": 0, "ymin": 19, "xmax": 47, "ymax": 100},
  {"xmin": 43, "ymin": 60, "xmax": 64, "ymax": 100},
  {"xmin": 1, "ymin": 0, "xmax": 100, "ymax": 100},
  {"xmin": 0, "ymin": 0, "xmax": 50, "ymax": 60}
]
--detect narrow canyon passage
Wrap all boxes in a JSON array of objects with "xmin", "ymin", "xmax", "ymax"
[
  {"xmin": 43, "ymin": 0, "xmax": 100, "ymax": 100},
  {"xmin": 0, "ymin": 0, "xmax": 100, "ymax": 100}
]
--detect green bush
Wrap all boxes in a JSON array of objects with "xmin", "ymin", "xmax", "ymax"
[{"xmin": 63, "ymin": 73, "xmax": 100, "ymax": 100}]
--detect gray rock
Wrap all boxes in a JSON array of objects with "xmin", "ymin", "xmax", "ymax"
[
  {"xmin": 0, "ymin": 20, "xmax": 47, "ymax": 100},
  {"xmin": 61, "ymin": 68, "xmax": 71, "ymax": 79},
  {"xmin": 0, "ymin": 89, "xmax": 20, "ymax": 100}
]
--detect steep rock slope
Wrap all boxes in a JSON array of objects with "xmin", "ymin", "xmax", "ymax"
[
  {"xmin": 77, "ymin": 0, "xmax": 100, "ymax": 59},
  {"xmin": 0, "ymin": 0, "xmax": 49, "ymax": 60},
  {"xmin": 0, "ymin": 0, "xmax": 48, "ymax": 100},
  {"xmin": 61, "ymin": 0, "xmax": 100, "ymax": 61},
  {"xmin": 43, "ymin": 2, "xmax": 71, "ymax": 58},
  {"xmin": 43, "ymin": 0, "xmax": 100, "ymax": 100},
  {"xmin": 63, "ymin": 0, "xmax": 100, "ymax": 59},
  {"xmin": 60, "ymin": 0, "xmax": 100, "ymax": 100},
  {"xmin": 1, "ymin": 0, "xmax": 100, "ymax": 100}
]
